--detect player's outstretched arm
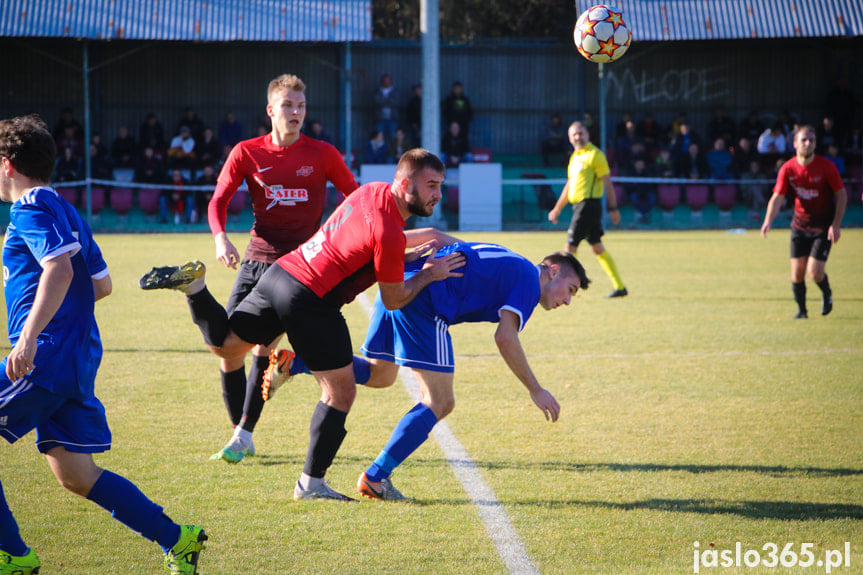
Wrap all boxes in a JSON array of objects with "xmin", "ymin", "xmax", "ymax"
[
  {"xmin": 405, "ymin": 227, "xmax": 462, "ymax": 249},
  {"xmin": 494, "ymin": 310, "xmax": 560, "ymax": 422},
  {"xmin": 6, "ymin": 253, "xmax": 74, "ymax": 381},
  {"xmin": 760, "ymin": 192, "xmax": 784, "ymax": 238}
]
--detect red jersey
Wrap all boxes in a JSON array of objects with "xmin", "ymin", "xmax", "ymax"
[
  {"xmin": 278, "ymin": 182, "xmax": 406, "ymax": 305},
  {"xmin": 774, "ymin": 155, "xmax": 844, "ymax": 232},
  {"xmin": 209, "ymin": 133, "xmax": 358, "ymax": 263}
]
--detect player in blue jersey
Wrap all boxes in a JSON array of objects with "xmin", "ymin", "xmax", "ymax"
[
  {"xmin": 265, "ymin": 240, "xmax": 590, "ymax": 500},
  {"xmin": 0, "ymin": 116, "xmax": 206, "ymax": 574}
]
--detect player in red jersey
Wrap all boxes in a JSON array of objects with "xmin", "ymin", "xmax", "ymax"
[
  {"xmin": 207, "ymin": 74, "xmax": 358, "ymax": 463},
  {"xmin": 140, "ymin": 148, "xmax": 465, "ymax": 500},
  {"xmin": 761, "ymin": 125, "xmax": 846, "ymax": 319}
]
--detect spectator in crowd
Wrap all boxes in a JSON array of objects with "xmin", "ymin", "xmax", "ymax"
[
  {"xmin": 739, "ymin": 159, "xmax": 769, "ymax": 217},
  {"xmin": 739, "ymin": 110, "xmax": 765, "ymax": 143},
  {"xmin": 815, "ymin": 116, "xmax": 839, "ymax": 153},
  {"xmin": 110, "ymin": 125, "xmax": 137, "ymax": 168},
  {"xmin": 614, "ymin": 119, "xmax": 643, "ymax": 168},
  {"xmin": 654, "ymin": 147, "xmax": 674, "ymax": 178},
  {"xmin": 218, "ymin": 112, "xmax": 244, "ymax": 148},
  {"xmin": 134, "ymin": 145, "xmax": 166, "ymax": 184},
  {"xmin": 541, "ymin": 113, "xmax": 569, "ymax": 167},
  {"xmin": 176, "ymin": 107, "xmax": 206, "ymax": 143},
  {"xmin": 757, "ymin": 124, "xmax": 787, "ymax": 154},
  {"xmin": 364, "ymin": 129, "xmax": 389, "ymax": 164},
  {"xmin": 161, "ymin": 168, "xmax": 191, "ymax": 225},
  {"xmin": 195, "ymin": 163, "xmax": 218, "ymax": 219},
  {"xmin": 731, "ymin": 136, "xmax": 757, "ymax": 177},
  {"xmin": 90, "ymin": 132, "xmax": 109, "ymax": 163},
  {"xmin": 582, "ymin": 112, "xmax": 600, "ymax": 144},
  {"xmin": 614, "ymin": 112, "xmax": 634, "ymax": 140},
  {"xmin": 706, "ymin": 106, "xmax": 736, "ymax": 146},
  {"xmin": 374, "ymin": 73, "xmax": 400, "ymax": 141},
  {"xmin": 669, "ymin": 121, "xmax": 700, "ymax": 162},
  {"xmin": 196, "ymin": 127, "xmax": 221, "ymax": 169},
  {"xmin": 441, "ymin": 121, "xmax": 472, "ymax": 167},
  {"xmin": 388, "ymin": 127, "xmax": 413, "ymax": 164},
  {"xmin": 89, "ymin": 142, "xmax": 112, "ymax": 180},
  {"xmin": 674, "ymin": 142, "xmax": 709, "ymax": 179},
  {"xmin": 54, "ymin": 146, "xmax": 83, "ymax": 183},
  {"xmin": 442, "ymin": 81, "xmax": 473, "ymax": 137},
  {"xmin": 56, "ymin": 126, "xmax": 83, "ymax": 160},
  {"xmin": 304, "ymin": 120, "xmax": 333, "ymax": 144},
  {"xmin": 405, "ymin": 83, "xmax": 423, "ymax": 145},
  {"xmin": 707, "ymin": 137, "xmax": 733, "ymax": 180},
  {"xmin": 139, "ymin": 113, "xmax": 166, "ymax": 151},
  {"xmin": 626, "ymin": 157, "xmax": 656, "ymax": 223},
  {"xmin": 825, "ymin": 143, "xmax": 845, "ymax": 176},
  {"xmin": 52, "ymin": 106, "xmax": 84, "ymax": 143},
  {"xmin": 668, "ymin": 111, "xmax": 689, "ymax": 140},
  {"xmin": 636, "ymin": 113, "xmax": 663, "ymax": 150},
  {"xmin": 167, "ymin": 126, "xmax": 196, "ymax": 171}
]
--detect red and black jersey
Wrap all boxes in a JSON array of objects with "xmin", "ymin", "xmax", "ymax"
[
  {"xmin": 209, "ymin": 133, "xmax": 358, "ymax": 263},
  {"xmin": 277, "ymin": 182, "xmax": 406, "ymax": 305},
  {"xmin": 774, "ymin": 155, "xmax": 845, "ymax": 232}
]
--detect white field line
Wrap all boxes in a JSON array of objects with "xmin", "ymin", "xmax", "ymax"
[
  {"xmin": 357, "ymin": 293, "xmax": 540, "ymax": 575},
  {"xmin": 453, "ymin": 348, "xmax": 863, "ymax": 361}
]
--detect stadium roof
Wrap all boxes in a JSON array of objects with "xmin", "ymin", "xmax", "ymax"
[
  {"xmin": 578, "ymin": 0, "xmax": 863, "ymax": 40},
  {"xmin": 0, "ymin": 0, "xmax": 371, "ymax": 42}
]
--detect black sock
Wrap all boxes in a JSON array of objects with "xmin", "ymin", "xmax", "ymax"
[
  {"xmin": 303, "ymin": 402, "xmax": 348, "ymax": 478},
  {"xmin": 241, "ymin": 355, "xmax": 270, "ymax": 432},
  {"xmin": 221, "ymin": 367, "xmax": 246, "ymax": 427},
  {"xmin": 186, "ymin": 288, "xmax": 230, "ymax": 347},
  {"xmin": 792, "ymin": 281, "xmax": 807, "ymax": 313},
  {"xmin": 816, "ymin": 274, "xmax": 831, "ymax": 296}
]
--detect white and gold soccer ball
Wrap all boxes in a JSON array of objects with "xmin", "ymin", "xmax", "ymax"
[{"xmin": 573, "ymin": 4, "xmax": 632, "ymax": 63}]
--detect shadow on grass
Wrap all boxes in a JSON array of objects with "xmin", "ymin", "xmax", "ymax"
[{"xmin": 508, "ymin": 498, "xmax": 863, "ymax": 521}]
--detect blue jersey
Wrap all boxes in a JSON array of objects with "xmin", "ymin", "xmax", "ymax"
[
  {"xmin": 407, "ymin": 242, "xmax": 541, "ymax": 331},
  {"xmin": 3, "ymin": 187, "xmax": 108, "ymax": 397}
]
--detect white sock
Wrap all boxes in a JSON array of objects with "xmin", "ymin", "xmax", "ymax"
[
  {"xmin": 179, "ymin": 277, "xmax": 205, "ymax": 295},
  {"xmin": 300, "ymin": 473, "xmax": 323, "ymax": 491}
]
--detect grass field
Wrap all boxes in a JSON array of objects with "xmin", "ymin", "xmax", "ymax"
[{"xmin": 1, "ymin": 229, "xmax": 861, "ymax": 574}]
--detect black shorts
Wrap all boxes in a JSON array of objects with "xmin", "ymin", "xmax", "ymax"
[
  {"xmin": 790, "ymin": 228, "xmax": 831, "ymax": 261},
  {"xmin": 567, "ymin": 198, "xmax": 604, "ymax": 247},
  {"xmin": 226, "ymin": 259, "xmax": 272, "ymax": 315},
  {"xmin": 230, "ymin": 265, "xmax": 353, "ymax": 372}
]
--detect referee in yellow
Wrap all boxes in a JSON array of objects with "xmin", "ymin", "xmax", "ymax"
[{"xmin": 548, "ymin": 121, "xmax": 627, "ymax": 298}]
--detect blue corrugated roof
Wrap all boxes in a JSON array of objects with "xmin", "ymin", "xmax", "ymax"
[
  {"xmin": 577, "ymin": 0, "xmax": 863, "ymax": 40},
  {"xmin": 0, "ymin": 0, "xmax": 371, "ymax": 42}
]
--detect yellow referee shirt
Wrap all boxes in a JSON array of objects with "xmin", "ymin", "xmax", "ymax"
[{"xmin": 566, "ymin": 142, "xmax": 610, "ymax": 204}]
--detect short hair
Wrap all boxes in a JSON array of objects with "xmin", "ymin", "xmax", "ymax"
[
  {"xmin": 0, "ymin": 115, "xmax": 56, "ymax": 182},
  {"xmin": 540, "ymin": 251, "xmax": 591, "ymax": 291},
  {"xmin": 795, "ymin": 124, "xmax": 816, "ymax": 139},
  {"xmin": 395, "ymin": 148, "xmax": 445, "ymax": 181},
  {"xmin": 267, "ymin": 74, "xmax": 306, "ymax": 102}
]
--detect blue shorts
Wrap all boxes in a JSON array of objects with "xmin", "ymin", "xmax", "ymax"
[
  {"xmin": 0, "ymin": 371, "xmax": 111, "ymax": 454},
  {"xmin": 361, "ymin": 289, "xmax": 454, "ymax": 373}
]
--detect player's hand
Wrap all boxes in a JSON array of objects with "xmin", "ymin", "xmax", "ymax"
[
  {"xmin": 828, "ymin": 225, "xmax": 841, "ymax": 244},
  {"xmin": 530, "ymin": 387, "xmax": 560, "ymax": 422},
  {"xmin": 215, "ymin": 232, "xmax": 240, "ymax": 269},
  {"xmin": 548, "ymin": 209, "xmax": 560, "ymax": 224},
  {"xmin": 609, "ymin": 209, "xmax": 621, "ymax": 225},
  {"xmin": 405, "ymin": 240, "xmax": 438, "ymax": 263},
  {"xmin": 421, "ymin": 247, "xmax": 465, "ymax": 281},
  {"xmin": 6, "ymin": 337, "xmax": 37, "ymax": 381},
  {"xmin": 760, "ymin": 221, "xmax": 771, "ymax": 238}
]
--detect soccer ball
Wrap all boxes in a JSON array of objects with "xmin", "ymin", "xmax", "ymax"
[{"xmin": 573, "ymin": 5, "xmax": 632, "ymax": 63}]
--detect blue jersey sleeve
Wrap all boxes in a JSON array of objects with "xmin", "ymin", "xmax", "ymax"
[{"xmin": 12, "ymin": 192, "xmax": 81, "ymax": 266}]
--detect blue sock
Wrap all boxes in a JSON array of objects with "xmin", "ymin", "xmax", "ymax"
[
  {"xmin": 353, "ymin": 356, "xmax": 371, "ymax": 385},
  {"xmin": 365, "ymin": 403, "xmax": 438, "ymax": 481},
  {"xmin": 288, "ymin": 354, "xmax": 310, "ymax": 376},
  {"xmin": 0, "ymin": 480, "xmax": 28, "ymax": 557},
  {"xmin": 86, "ymin": 470, "xmax": 180, "ymax": 553}
]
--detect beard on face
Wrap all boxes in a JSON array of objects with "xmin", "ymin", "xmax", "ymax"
[{"xmin": 406, "ymin": 186, "xmax": 436, "ymax": 217}]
